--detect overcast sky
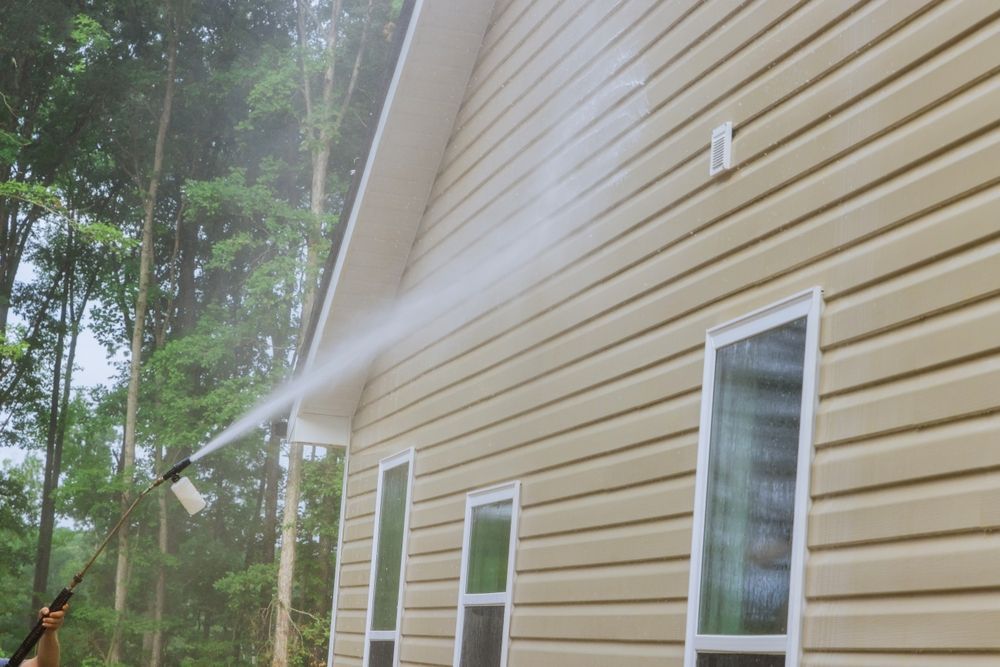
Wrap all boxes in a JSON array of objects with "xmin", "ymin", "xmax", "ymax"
[{"xmin": 2, "ymin": 260, "xmax": 124, "ymax": 466}]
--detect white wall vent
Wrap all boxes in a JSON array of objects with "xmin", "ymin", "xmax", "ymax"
[{"xmin": 709, "ymin": 121, "xmax": 733, "ymax": 176}]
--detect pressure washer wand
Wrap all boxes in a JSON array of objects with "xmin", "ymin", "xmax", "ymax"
[{"xmin": 7, "ymin": 458, "xmax": 192, "ymax": 667}]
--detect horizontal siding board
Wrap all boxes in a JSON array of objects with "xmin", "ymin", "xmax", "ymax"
[
  {"xmin": 407, "ymin": 520, "xmax": 463, "ymax": 556},
  {"xmin": 809, "ymin": 468, "xmax": 1000, "ymax": 548},
  {"xmin": 358, "ymin": 338, "xmax": 702, "ymax": 466},
  {"xmin": 520, "ymin": 433, "xmax": 697, "ymax": 508},
  {"xmin": 823, "ymin": 232, "xmax": 1000, "ymax": 349},
  {"xmin": 802, "ymin": 655, "xmax": 1000, "ymax": 667},
  {"xmin": 517, "ymin": 517, "xmax": 692, "ymax": 571},
  {"xmin": 804, "ymin": 592, "xmax": 1000, "ymax": 651},
  {"xmin": 519, "ymin": 477, "xmax": 694, "ymax": 539},
  {"xmin": 813, "ymin": 412, "xmax": 1000, "ymax": 497},
  {"xmin": 435, "ymin": 0, "xmax": 637, "ymax": 192},
  {"xmin": 333, "ymin": 634, "xmax": 363, "ymax": 660},
  {"xmin": 448, "ymin": 0, "xmax": 568, "ymax": 132},
  {"xmin": 338, "ymin": 562, "xmax": 369, "ymax": 588},
  {"xmin": 408, "ymin": 3, "xmax": 981, "ymax": 292},
  {"xmin": 338, "ymin": 587, "xmax": 368, "ymax": 612},
  {"xmin": 361, "ymin": 120, "xmax": 993, "ymax": 468},
  {"xmin": 515, "ymin": 560, "xmax": 688, "ymax": 604},
  {"xmin": 398, "ymin": 635, "xmax": 452, "ymax": 666},
  {"xmin": 414, "ymin": 0, "xmax": 747, "ymax": 266},
  {"xmin": 403, "ymin": 580, "xmax": 455, "ymax": 609},
  {"xmin": 405, "ymin": 551, "xmax": 461, "ymax": 583},
  {"xmin": 340, "ymin": 540, "xmax": 373, "ymax": 566},
  {"xmin": 415, "ymin": 402, "xmax": 696, "ymax": 504},
  {"xmin": 807, "ymin": 532, "xmax": 1000, "ymax": 598},
  {"xmin": 816, "ymin": 352, "xmax": 1000, "ymax": 447},
  {"xmin": 365, "ymin": 0, "xmax": 981, "ymax": 392},
  {"xmin": 821, "ymin": 294, "xmax": 1000, "ymax": 396},
  {"xmin": 400, "ymin": 607, "xmax": 455, "ymax": 639},
  {"xmin": 334, "ymin": 612, "xmax": 363, "ymax": 633},
  {"xmin": 358, "ymin": 15, "xmax": 1000, "ymax": 429},
  {"xmin": 510, "ymin": 601, "xmax": 686, "ymax": 642},
  {"xmin": 327, "ymin": 0, "xmax": 1000, "ymax": 662},
  {"xmin": 509, "ymin": 639, "xmax": 683, "ymax": 667}
]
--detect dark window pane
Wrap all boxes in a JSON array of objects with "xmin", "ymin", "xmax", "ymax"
[
  {"xmin": 697, "ymin": 653, "xmax": 784, "ymax": 667},
  {"xmin": 371, "ymin": 462, "xmax": 409, "ymax": 631},
  {"xmin": 466, "ymin": 501, "xmax": 512, "ymax": 594},
  {"xmin": 368, "ymin": 639, "xmax": 395, "ymax": 667},
  {"xmin": 698, "ymin": 318, "xmax": 808, "ymax": 636},
  {"xmin": 459, "ymin": 605, "xmax": 505, "ymax": 667}
]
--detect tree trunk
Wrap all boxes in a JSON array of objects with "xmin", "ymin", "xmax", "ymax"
[
  {"xmin": 30, "ymin": 253, "xmax": 69, "ymax": 615},
  {"xmin": 271, "ymin": 442, "xmax": 304, "ymax": 667},
  {"xmin": 260, "ymin": 422, "xmax": 284, "ymax": 564},
  {"xmin": 109, "ymin": 5, "xmax": 179, "ymax": 662},
  {"xmin": 295, "ymin": 0, "xmax": 342, "ymax": 359},
  {"xmin": 149, "ymin": 445, "xmax": 169, "ymax": 667},
  {"xmin": 271, "ymin": 2, "xmax": 344, "ymax": 663},
  {"xmin": 331, "ymin": 0, "xmax": 377, "ymax": 143}
]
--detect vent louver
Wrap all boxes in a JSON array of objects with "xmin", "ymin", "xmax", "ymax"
[{"xmin": 709, "ymin": 122, "xmax": 733, "ymax": 176}]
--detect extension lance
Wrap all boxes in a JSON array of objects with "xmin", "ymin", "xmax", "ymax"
[{"xmin": 6, "ymin": 458, "xmax": 193, "ymax": 667}]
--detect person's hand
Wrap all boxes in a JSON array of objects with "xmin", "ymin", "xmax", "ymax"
[{"xmin": 39, "ymin": 605, "xmax": 68, "ymax": 633}]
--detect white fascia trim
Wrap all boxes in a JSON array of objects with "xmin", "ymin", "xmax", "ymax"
[
  {"xmin": 361, "ymin": 448, "xmax": 416, "ymax": 667},
  {"xmin": 453, "ymin": 481, "xmax": 520, "ymax": 667},
  {"xmin": 288, "ymin": 0, "xmax": 427, "ymax": 438},
  {"xmin": 326, "ymin": 438, "xmax": 351, "ymax": 667},
  {"xmin": 683, "ymin": 287, "xmax": 823, "ymax": 667}
]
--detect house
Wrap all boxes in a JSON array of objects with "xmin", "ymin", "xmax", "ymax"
[{"xmin": 288, "ymin": 1, "xmax": 1000, "ymax": 665}]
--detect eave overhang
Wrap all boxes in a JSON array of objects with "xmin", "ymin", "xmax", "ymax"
[{"xmin": 288, "ymin": 0, "xmax": 497, "ymax": 445}]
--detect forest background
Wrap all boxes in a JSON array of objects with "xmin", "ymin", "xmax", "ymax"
[{"xmin": 0, "ymin": 0, "xmax": 405, "ymax": 664}]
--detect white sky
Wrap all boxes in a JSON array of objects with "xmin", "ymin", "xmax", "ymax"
[{"xmin": 3, "ymin": 258, "xmax": 123, "ymax": 466}]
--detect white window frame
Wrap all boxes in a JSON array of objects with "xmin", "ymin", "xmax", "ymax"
[
  {"xmin": 363, "ymin": 448, "xmax": 416, "ymax": 667},
  {"xmin": 453, "ymin": 481, "xmax": 521, "ymax": 667},
  {"xmin": 683, "ymin": 288, "xmax": 823, "ymax": 667}
]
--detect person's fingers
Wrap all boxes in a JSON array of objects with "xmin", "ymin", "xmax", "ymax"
[{"xmin": 39, "ymin": 608, "xmax": 65, "ymax": 629}]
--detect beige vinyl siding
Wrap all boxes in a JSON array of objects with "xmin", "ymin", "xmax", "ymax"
[{"xmin": 328, "ymin": 0, "xmax": 1000, "ymax": 665}]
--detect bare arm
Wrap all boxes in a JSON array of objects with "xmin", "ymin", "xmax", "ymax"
[{"xmin": 23, "ymin": 606, "xmax": 65, "ymax": 667}]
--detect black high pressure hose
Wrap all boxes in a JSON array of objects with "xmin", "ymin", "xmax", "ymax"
[{"xmin": 7, "ymin": 459, "xmax": 191, "ymax": 667}]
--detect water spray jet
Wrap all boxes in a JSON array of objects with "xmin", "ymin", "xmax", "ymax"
[{"xmin": 7, "ymin": 458, "xmax": 203, "ymax": 666}]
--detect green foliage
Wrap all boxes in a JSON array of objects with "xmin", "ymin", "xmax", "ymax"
[
  {"xmin": 70, "ymin": 15, "xmax": 112, "ymax": 53},
  {"xmin": 0, "ymin": 130, "xmax": 27, "ymax": 165},
  {"xmin": 0, "ymin": 0, "xmax": 405, "ymax": 663},
  {"xmin": 75, "ymin": 221, "xmax": 137, "ymax": 253},
  {"xmin": 0, "ymin": 181, "xmax": 64, "ymax": 212},
  {"xmin": 0, "ymin": 459, "xmax": 40, "ymax": 655},
  {"xmin": 0, "ymin": 326, "xmax": 29, "ymax": 362}
]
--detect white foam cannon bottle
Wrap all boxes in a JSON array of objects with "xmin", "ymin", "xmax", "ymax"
[
  {"xmin": 7, "ymin": 457, "xmax": 206, "ymax": 666},
  {"xmin": 170, "ymin": 474, "xmax": 207, "ymax": 515}
]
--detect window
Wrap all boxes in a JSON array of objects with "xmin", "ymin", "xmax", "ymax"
[
  {"xmin": 684, "ymin": 289, "xmax": 822, "ymax": 667},
  {"xmin": 363, "ymin": 449, "xmax": 415, "ymax": 667},
  {"xmin": 453, "ymin": 482, "xmax": 520, "ymax": 667}
]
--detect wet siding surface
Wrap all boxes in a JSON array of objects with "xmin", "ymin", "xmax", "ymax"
[{"xmin": 331, "ymin": 0, "xmax": 1000, "ymax": 664}]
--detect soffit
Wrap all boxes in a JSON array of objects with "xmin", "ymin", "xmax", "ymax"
[{"xmin": 290, "ymin": 0, "xmax": 497, "ymax": 439}]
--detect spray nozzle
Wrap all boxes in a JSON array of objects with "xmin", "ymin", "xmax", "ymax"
[{"xmin": 161, "ymin": 457, "xmax": 192, "ymax": 481}]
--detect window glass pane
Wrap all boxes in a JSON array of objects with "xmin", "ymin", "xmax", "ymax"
[
  {"xmin": 466, "ymin": 500, "xmax": 513, "ymax": 594},
  {"xmin": 371, "ymin": 462, "xmax": 409, "ymax": 631},
  {"xmin": 696, "ymin": 653, "xmax": 784, "ymax": 667},
  {"xmin": 459, "ymin": 605, "xmax": 505, "ymax": 667},
  {"xmin": 698, "ymin": 318, "xmax": 807, "ymax": 636},
  {"xmin": 368, "ymin": 639, "xmax": 395, "ymax": 667}
]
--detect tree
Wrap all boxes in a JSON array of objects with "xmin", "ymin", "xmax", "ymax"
[
  {"xmin": 31, "ymin": 219, "xmax": 100, "ymax": 616},
  {"xmin": 109, "ymin": 1, "xmax": 180, "ymax": 661},
  {"xmin": 0, "ymin": 0, "xmax": 406, "ymax": 663}
]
